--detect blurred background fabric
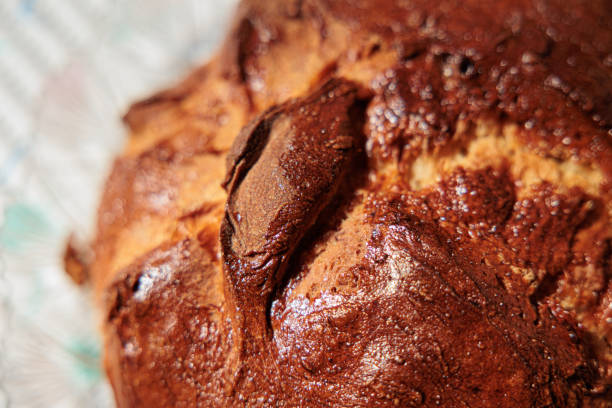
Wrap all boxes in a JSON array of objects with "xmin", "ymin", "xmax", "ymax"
[{"xmin": 0, "ymin": 0, "xmax": 238, "ymax": 406}]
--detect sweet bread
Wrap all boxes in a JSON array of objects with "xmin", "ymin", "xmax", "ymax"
[{"xmin": 90, "ymin": 0, "xmax": 612, "ymax": 406}]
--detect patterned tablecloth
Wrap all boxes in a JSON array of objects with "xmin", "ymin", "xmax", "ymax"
[{"xmin": 0, "ymin": 1, "xmax": 238, "ymax": 406}]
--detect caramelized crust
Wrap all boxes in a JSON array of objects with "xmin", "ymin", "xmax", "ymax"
[{"xmin": 93, "ymin": 0, "xmax": 612, "ymax": 406}]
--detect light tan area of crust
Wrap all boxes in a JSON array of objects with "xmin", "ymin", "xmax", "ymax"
[
  {"xmin": 124, "ymin": 60, "xmax": 250, "ymax": 158},
  {"xmin": 408, "ymin": 120, "xmax": 605, "ymax": 198},
  {"xmin": 337, "ymin": 42, "xmax": 399, "ymax": 86},
  {"xmin": 101, "ymin": 207, "xmax": 224, "ymax": 290},
  {"xmin": 246, "ymin": 18, "xmax": 346, "ymax": 106},
  {"xmin": 289, "ymin": 201, "xmax": 372, "ymax": 300}
]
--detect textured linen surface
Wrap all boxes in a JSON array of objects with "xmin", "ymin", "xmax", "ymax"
[{"xmin": 0, "ymin": 1, "xmax": 238, "ymax": 406}]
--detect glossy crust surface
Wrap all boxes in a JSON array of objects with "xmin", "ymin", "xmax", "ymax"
[{"xmin": 92, "ymin": 0, "xmax": 612, "ymax": 406}]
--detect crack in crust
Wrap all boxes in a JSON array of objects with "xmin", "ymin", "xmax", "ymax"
[{"xmin": 219, "ymin": 78, "xmax": 364, "ymax": 399}]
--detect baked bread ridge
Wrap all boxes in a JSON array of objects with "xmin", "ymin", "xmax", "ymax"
[{"xmin": 92, "ymin": 0, "xmax": 612, "ymax": 406}]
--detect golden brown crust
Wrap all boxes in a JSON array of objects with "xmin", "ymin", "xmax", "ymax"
[{"xmin": 93, "ymin": 0, "xmax": 612, "ymax": 406}]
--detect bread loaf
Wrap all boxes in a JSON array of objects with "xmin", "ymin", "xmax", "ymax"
[{"xmin": 91, "ymin": 0, "xmax": 612, "ymax": 406}]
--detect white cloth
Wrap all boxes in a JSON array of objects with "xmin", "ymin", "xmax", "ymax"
[{"xmin": 0, "ymin": 1, "xmax": 238, "ymax": 406}]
